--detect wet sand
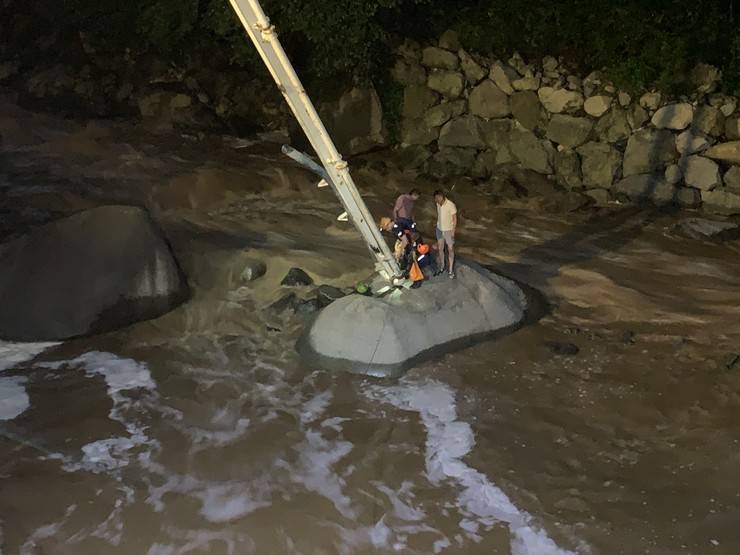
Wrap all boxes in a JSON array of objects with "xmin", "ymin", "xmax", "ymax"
[{"xmin": 1, "ymin": 96, "xmax": 740, "ymax": 554}]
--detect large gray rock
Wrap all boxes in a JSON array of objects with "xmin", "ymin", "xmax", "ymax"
[
  {"xmin": 584, "ymin": 95, "xmax": 612, "ymax": 118},
  {"xmin": 438, "ymin": 115, "xmax": 485, "ymax": 148},
  {"xmin": 704, "ymin": 141, "xmax": 740, "ymax": 165},
  {"xmin": 546, "ymin": 115, "xmax": 593, "ymax": 148},
  {"xmin": 509, "ymin": 127, "xmax": 552, "ymax": 174},
  {"xmin": 554, "ymin": 149, "xmax": 582, "ymax": 190},
  {"xmin": 300, "ymin": 264, "xmax": 527, "ymax": 376},
  {"xmin": 0, "ymin": 206, "xmax": 188, "ymax": 341},
  {"xmin": 427, "ymin": 70, "xmax": 465, "ymax": 98},
  {"xmin": 319, "ymin": 87, "xmax": 387, "ymax": 155},
  {"xmin": 682, "ymin": 155, "xmax": 721, "ymax": 191},
  {"xmin": 538, "ymin": 87, "xmax": 584, "ymax": 114},
  {"xmin": 510, "ymin": 91, "xmax": 542, "ymax": 131},
  {"xmin": 724, "ymin": 166, "xmax": 740, "ymax": 193},
  {"xmin": 623, "ymin": 128, "xmax": 677, "ymax": 176},
  {"xmin": 595, "ymin": 107, "xmax": 631, "ymax": 143},
  {"xmin": 701, "ymin": 189, "xmax": 740, "ymax": 215},
  {"xmin": 402, "ymin": 85, "xmax": 438, "ymax": 119},
  {"xmin": 458, "ymin": 49, "xmax": 486, "ymax": 83},
  {"xmin": 469, "ymin": 80, "xmax": 510, "ymax": 119},
  {"xmin": 421, "ymin": 46, "xmax": 459, "ymax": 70},
  {"xmin": 424, "ymin": 100, "xmax": 466, "ymax": 128},
  {"xmin": 676, "ymin": 130, "xmax": 710, "ymax": 155},
  {"xmin": 614, "ymin": 174, "xmax": 677, "ymax": 206},
  {"xmin": 651, "ymin": 103, "xmax": 694, "ymax": 130},
  {"xmin": 577, "ymin": 142, "xmax": 622, "ymax": 189}
]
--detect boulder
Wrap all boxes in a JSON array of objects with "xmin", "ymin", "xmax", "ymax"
[
  {"xmin": 318, "ymin": 87, "xmax": 387, "ymax": 155},
  {"xmin": 554, "ymin": 149, "xmax": 582, "ymax": 190},
  {"xmin": 701, "ymin": 189, "xmax": 740, "ymax": 215},
  {"xmin": 317, "ymin": 285, "xmax": 347, "ymax": 308},
  {"xmin": 424, "ymin": 100, "xmax": 466, "ymax": 128},
  {"xmin": 577, "ymin": 142, "xmax": 622, "ymax": 189},
  {"xmin": 546, "ymin": 115, "xmax": 593, "ymax": 148},
  {"xmin": 720, "ymin": 98, "xmax": 737, "ymax": 117},
  {"xmin": 480, "ymin": 118, "xmax": 513, "ymax": 149},
  {"xmin": 618, "ymin": 91, "xmax": 632, "ymax": 107},
  {"xmin": 692, "ymin": 106, "xmax": 724, "ymax": 136},
  {"xmin": 300, "ymin": 264, "xmax": 527, "ymax": 376},
  {"xmin": 538, "ymin": 87, "xmax": 584, "ymax": 114},
  {"xmin": 676, "ymin": 130, "xmax": 710, "ymax": 155},
  {"xmin": 614, "ymin": 174, "xmax": 677, "ymax": 206},
  {"xmin": 402, "ymin": 85, "xmax": 438, "ymax": 119},
  {"xmin": 458, "ymin": 50, "xmax": 486, "ymax": 84},
  {"xmin": 622, "ymin": 128, "xmax": 677, "ymax": 176},
  {"xmin": 508, "ymin": 52, "xmax": 529, "ymax": 75},
  {"xmin": 682, "ymin": 156, "xmax": 721, "ymax": 191},
  {"xmin": 281, "ymin": 267, "xmax": 314, "ymax": 286},
  {"xmin": 0, "ymin": 206, "xmax": 187, "ymax": 341},
  {"xmin": 724, "ymin": 166, "xmax": 740, "ymax": 193},
  {"xmin": 240, "ymin": 259, "xmax": 267, "ymax": 282},
  {"xmin": 512, "ymin": 73, "xmax": 541, "ymax": 92},
  {"xmin": 691, "ymin": 63, "xmax": 721, "ymax": 94},
  {"xmin": 469, "ymin": 80, "xmax": 510, "ymax": 119},
  {"xmin": 594, "ymin": 107, "xmax": 631, "ymax": 143},
  {"xmin": 675, "ymin": 217, "xmax": 739, "ymax": 240},
  {"xmin": 426, "ymin": 147, "xmax": 477, "ymax": 178},
  {"xmin": 400, "ymin": 118, "xmax": 438, "ymax": 146},
  {"xmin": 392, "ymin": 59, "xmax": 427, "ymax": 86},
  {"xmin": 665, "ymin": 164, "xmax": 683, "ymax": 184},
  {"xmin": 438, "ymin": 116, "xmax": 485, "ymax": 148},
  {"xmin": 510, "ymin": 91, "xmax": 542, "ymax": 131},
  {"xmin": 427, "ymin": 71, "xmax": 465, "ymax": 98},
  {"xmin": 542, "ymin": 56, "xmax": 559, "ymax": 73},
  {"xmin": 628, "ymin": 104, "xmax": 650, "ymax": 130},
  {"xmin": 421, "ymin": 47, "xmax": 459, "ymax": 70},
  {"xmin": 471, "ymin": 150, "xmax": 498, "ymax": 179},
  {"xmin": 509, "ymin": 127, "xmax": 553, "ymax": 174},
  {"xmin": 393, "ymin": 145, "xmax": 433, "ymax": 170},
  {"xmin": 725, "ymin": 115, "xmax": 740, "ymax": 140},
  {"xmin": 675, "ymin": 187, "xmax": 702, "ymax": 208},
  {"xmin": 489, "ymin": 62, "xmax": 517, "ymax": 95},
  {"xmin": 704, "ymin": 141, "xmax": 740, "ymax": 165},
  {"xmin": 651, "ymin": 103, "xmax": 694, "ymax": 130},
  {"xmin": 639, "ymin": 92, "xmax": 662, "ymax": 111},
  {"xmin": 584, "ymin": 95, "xmax": 612, "ymax": 118},
  {"xmin": 438, "ymin": 29, "xmax": 461, "ymax": 51}
]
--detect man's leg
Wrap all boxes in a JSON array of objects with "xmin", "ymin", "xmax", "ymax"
[
  {"xmin": 445, "ymin": 231, "xmax": 455, "ymax": 277},
  {"xmin": 435, "ymin": 228, "xmax": 445, "ymax": 273}
]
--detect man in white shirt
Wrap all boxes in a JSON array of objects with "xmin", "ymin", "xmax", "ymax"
[{"xmin": 434, "ymin": 190, "xmax": 457, "ymax": 279}]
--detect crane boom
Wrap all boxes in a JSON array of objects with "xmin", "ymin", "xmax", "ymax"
[{"xmin": 227, "ymin": 0, "xmax": 401, "ymax": 280}]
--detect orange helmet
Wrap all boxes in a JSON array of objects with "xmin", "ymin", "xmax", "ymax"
[{"xmin": 417, "ymin": 243, "xmax": 430, "ymax": 254}]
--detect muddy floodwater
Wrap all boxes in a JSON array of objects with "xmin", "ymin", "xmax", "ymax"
[{"xmin": 1, "ymin": 97, "xmax": 740, "ymax": 554}]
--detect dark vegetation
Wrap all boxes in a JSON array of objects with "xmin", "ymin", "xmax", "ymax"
[{"xmin": 2, "ymin": 0, "xmax": 739, "ymax": 99}]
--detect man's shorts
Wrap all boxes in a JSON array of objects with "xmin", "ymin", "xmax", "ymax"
[{"xmin": 435, "ymin": 227, "xmax": 454, "ymax": 247}]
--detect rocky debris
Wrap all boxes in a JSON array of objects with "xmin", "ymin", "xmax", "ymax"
[
  {"xmin": 639, "ymin": 92, "xmax": 662, "ymax": 111},
  {"xmin": 704, "ymin": 141, "xmax": 740, "ymax": 165},
  {"xmin": 319, "ymin": 87, "xmax": 387, "ymax": 155},
  {"xmin": 595, "ymin": 108, "xmax": 631, "ymax": 143},
  {"xmin": 402, "ymin": 85, "xmax": 438, "ymax": 119},
  {"xmin": 674, "ymin": 218, "xmax": 739, "ymax": 241},
  {"xmin": 281, "ymin": 267, "xmax": 313, "ymax": 287},
  {"xmin": 546, "ymin": 115, "xmax": 593, "ymax": 148},
  {"xmin": 555, "ymin": 149, "xmax": 582, "ymax": 190},
  {"xmin": 458, "ymin": 50, "xmax": 486, "ymax": 83},
  {"xmin": 538, "ymin": 87, "xmax": 584, "ymax": 114},
  {"xmin": 577, "ymin": 142, "xmax": 622, "ymax": 189},
  {"xmin": 545, "ymin": 341, "xmax": 580, "ymax": 355},
  {"xmin": 701, "ymin": 189, "xmax": 740, "ymax": 214},
  {"xmin": 438, "ymin": 29, "xmax": 461, "ymax": 51},
  {"xmin": 438, "ymin": 116, "xmax": 485, "ymax": 148},
  {"xmin": 421, "ymin": 46, "xmax": 459, "ymax": 70},
  {"xmin": 676, "ymin": 130, "xmax": 710, "ymax": 155},
  {"xmin": 623, "ymin": 128, "xmax": 677, "ymax": 176},
  {"xmin": 691, "ymin": 63, "xmax": 721, "ymax": 94},
  {"xmin": 682, "ymin": 155, "xmax": 721, "ymax": 191},
  {"xmin": 614, "ymin": 174, "xmax": 677, "ymax": 206},
  {"xmin": 301, "ymin": 264, "xmax": 526, "ymax": 375},
  {"xmin": 427, "ymin": 70, "xmax": 465, "ymax": 98},
  {"xmin": 423, "ymin": 100, "xmax": 466, "ymax": 128},
  {"xmin": 469, "ymin": 80, "xmax": 510, "ymax": 118},
  {"xmin": 584, "ymin": 95, "xmax": 612, "ymax": 118},
  {"xmin": 0, "ymin": 206, "xmax": 188, "ymax": 341},
  {"xmin": 510, "ymin": 127, "xmax": 553, "ymax": 174},
  {"xmin": 510, "ymin": 91, "xmax": 542, "ymax": 131},
  {"xmin": 651, "ymin": 103, "xmax": 694, "ymax": 130},
  {"xmin": 724, "ymin": 166, "xmax": 740, "ymax": 193}
]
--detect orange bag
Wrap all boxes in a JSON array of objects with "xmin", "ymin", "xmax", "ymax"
[{"xmin": 409, "ymin": 259, "xmax": 424, "ymax": 282}]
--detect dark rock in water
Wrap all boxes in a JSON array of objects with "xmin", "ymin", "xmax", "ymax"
[
  {"xmin": 270, "ymin": 293, "xmax": 298, "ymax": 314},
  {"xmin": 621, "ymin": 330, "xmax": 636, "ymax": 344},
  {"xmin": 724, "ymin": 353, "xmax": 739, "ymax": 370},
  {"xmin": 300, "ymin": 263, "xmax": 527, "ymax": 377},
  {"xmin": 674, "ymin": 218, "xmax": 739, "ymax": 241},
  {"xmin": 240, "ymin": 259, "xmax": 267, "ymax": 282},
  {"xmin": 0, "ymin": 205, "xmax": 188, "ymax": 341},
  {"xmin": 281, "ymin": 267, "xmax": 313, "ymax": 287},
  {"xmin": 545, "ymin": 341, "xmax": 580, "ymax": 356},
  {"xmin": 296, "ymin": 297, "xmax": 320, "ymax": 315},
  {"xmin": 316, "ymin": 285, "xmax": 347, "ymax": 308}
]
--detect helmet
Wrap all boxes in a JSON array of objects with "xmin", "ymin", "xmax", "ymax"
[
  {"xmin": 417, "ymin": 243, "xmax": 430, "ymax": 254},
  {"xmin": 356, "ymin": 282, "xmax": 369, "ymax": 295}
]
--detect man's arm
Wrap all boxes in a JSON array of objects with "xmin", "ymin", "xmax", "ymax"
[
  {"xmin": 392, "ymin": 196, "xmax": 402, "ymax": 220},
  {"xmin": 451, "ymin": 213, "xmax": 457, "ymax": 233}
]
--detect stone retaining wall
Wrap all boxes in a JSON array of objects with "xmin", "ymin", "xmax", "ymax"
[{"xmin": 391, "ymin": 30, "xmax": 740, "ymax": 214}]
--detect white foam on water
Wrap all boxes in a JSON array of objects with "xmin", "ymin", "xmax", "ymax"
[
  {"xmin": 0, "ymin": 376, "xmax": 29, "ymax": 421},
  {"xmin": 0, "ymin": 341, "xmax": 59, "ymax": 373},
  {"xmin": 370, "ymin": 380, "xmax": 581, "ymax": 555}
]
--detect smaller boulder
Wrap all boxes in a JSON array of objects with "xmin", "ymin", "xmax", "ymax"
[
  {"xmin": 317, "ymin": 285, "xmax": 347, "ymax": 308},
  {"xmin": 427, "ymin": 71, "xmax": 465, "ymax": 98},
  {"xmin": 682, "ymin": 156, "xmax": 721, "ymax": 191},
  {"xmin": 538, "ymin": 87, "xmax": 584, "ymax": 114},
  {"xmin": 546, "ymin": 115, "xmax": 593, "ymax": 148},
  {"xmin": 438, "ymin": 30, "xmax": 461, "ymax": 51},
  {"xmin": 651, "ymin": 103, "xmax": 694, "ymax": 130},
  {"xmin": 639, "ymin": 92, "xmax": 662, "ymax": 111},
  {"xmin": 421, "ymin": 47, "xmax": 459, "ymax": 70},
  {"xmin": 724, "ymin": 166, "xmax": 740, "ymax": 193},
  {"xmin": 281, "ymin": 268, "xmax": 314, "ymax": 287},
  {"xmin": 584, "ymin": 96, "xmax": 612, "ymax": 118},
  {"xmin": 676, "ymin": 130, "xmax": 710, "ymax": 155}
]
